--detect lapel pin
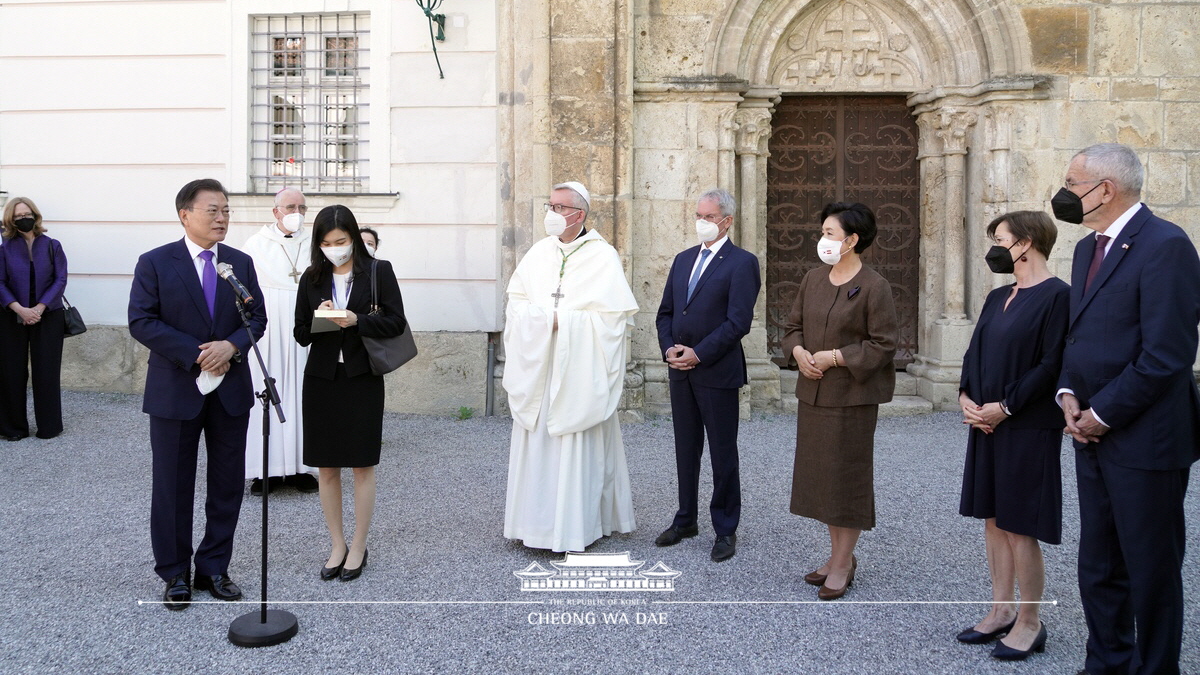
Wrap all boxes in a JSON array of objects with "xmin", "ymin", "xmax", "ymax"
[
  {"xmin": 1121, "ymin": 243, "xmax": 1130, "ymax": 249},
  {"xmin": 848, "ymin": 286, "xmax": 861, "ymax": 299}
]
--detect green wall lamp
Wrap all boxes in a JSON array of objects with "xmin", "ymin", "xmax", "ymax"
[{"xmin": 416, "ymin": 0, "xmax": 447, "ymax": 79}]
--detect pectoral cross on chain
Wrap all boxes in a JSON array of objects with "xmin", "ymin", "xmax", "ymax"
[
  {"xmin": 288, "ymin": 269, "xmax": 301, "ymax": 281},
  {"xmin": 553, "ymin": 239, "xmax": 592, "ymax": 310}
]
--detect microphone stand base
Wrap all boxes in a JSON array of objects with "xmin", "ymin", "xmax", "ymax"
[{"xmin": 228, "ymin": 609, "xmax": 299, "ymax": 648}]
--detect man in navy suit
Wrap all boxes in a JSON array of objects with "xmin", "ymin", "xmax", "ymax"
[
  {"xmin": 1055, "ymin": 144, "xmax": 1200, "ymax": 674},
  {"xmin": 128, "ymin": 179, "xmax": 266, "ymax": 610},
  {"xmin": 655, "ymin": 188, "xmax": 761, "ymax": 562}
]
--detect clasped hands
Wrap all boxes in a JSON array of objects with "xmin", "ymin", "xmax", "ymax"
[
  {"xmin": 10, "ymin": 302, "xmax": 45, "ymax": 326},
  {"xmin": 1060, "ymin": 392, "xmax": 1107, "ymax": 444},
  {"xmin": 958, "ymin": 393, "xmax": 1008, "ymax": 434},
  {"xmin": 196, "ymin": 340, "xmax": 237, "ymax": 375},
  {"xmin": 318, "ymin": 300, "xmax": 358, "ymax": 328},
  {"xmin": 791, "ymin": 346, "xmax": 837, "ymax": 380},
  {"xmin": 666, "ymin": 344, "xmax": 700, "ymax": 370}
]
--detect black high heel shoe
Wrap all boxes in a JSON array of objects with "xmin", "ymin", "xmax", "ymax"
[
  {"xmin": 991, "ymin": 622, "xmax": 1047, "ymax": 661},
  {"xmin": 339, "ymin": 549, "xmax": 368, "ymax": 582},
  {"xmin": 321, "ymin": 550, "xmax": 349, "ymax": 581},
  {"xmin": 956, "ymin": 618, "xmax": 1017, "ymax": 644}
]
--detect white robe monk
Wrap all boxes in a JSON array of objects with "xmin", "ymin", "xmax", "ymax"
[
  {"xmin": 242, "ymin": 222, "xmax": 313, "ymax": 480},
  {"xmin": 503, "ymin": 227, "xmax": 638, "ymax": 552}
]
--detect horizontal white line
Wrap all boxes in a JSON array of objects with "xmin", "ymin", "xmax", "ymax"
[
  {"xmin": 138, "ymin": 600, "xmax": 544, "ymax": 605},
  {"xmin": 136, "ymin": 599, "xmax": 1060, "ymax": 607},
  {"xmin": 654, "ymin": 600, "xmax": 1060, "ymax": 605}
]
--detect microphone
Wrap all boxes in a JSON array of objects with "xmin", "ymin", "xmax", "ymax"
[{"xmin": 216, "ymin": 263, "xmax": 255, "ymax": 305}]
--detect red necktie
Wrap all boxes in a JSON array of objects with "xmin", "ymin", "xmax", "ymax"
[{"xmin": 1084, "ymin": 234, "xmax": 1110, "ymax": 293}]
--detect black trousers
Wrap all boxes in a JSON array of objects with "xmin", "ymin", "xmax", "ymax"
[
  {"xmin": 668, "ymin": 378, "xmax": 742, "ymax": 536},
  {"xmin": 150, "ymin": 396, "xmax": 249, "ymax": 581},
  {"xmin": 0, "ymin": 307, "xmax": 64, "ymax": 438}
]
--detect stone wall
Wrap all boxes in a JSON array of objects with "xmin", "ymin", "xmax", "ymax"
[
  {"xmin": 618, "ymin": 0, "xmax": 1200, "ymax": 413},
  {"xmin": 62, "ymin": 329, "xmax": 495, "ymax": 418}
]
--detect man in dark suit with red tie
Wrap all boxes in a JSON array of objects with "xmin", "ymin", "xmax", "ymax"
[
  {"xmin": 128, "ymin": 179, "xmax": 266, "ymax": 610},
  {"xmin": 1055, "ymin": 144, "xmax": 1200, "ymax": 675},
  {"xmin": 654, "ymin": 188, "xmax": 761, "ymax": 562}
]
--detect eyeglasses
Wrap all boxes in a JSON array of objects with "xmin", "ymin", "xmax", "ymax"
[
  {"xmin": 1064, "ymin": 178, "xmax": 1106, "ymax": 190},
  {"xmin": 188, "ymin": 207, "xmax": 232, "ymax": 218},
  {"xmin": 279, "ymin": 204, "xmax": 308, "ymax": 214},
  {"xmin": 543, "ymin": 203, "xmax": 582, "ymax": 215}
]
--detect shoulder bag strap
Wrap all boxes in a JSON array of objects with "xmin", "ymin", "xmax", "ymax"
[{"xmin": 369, "ymin": 259, "xmax": 380, "ymax": 315}]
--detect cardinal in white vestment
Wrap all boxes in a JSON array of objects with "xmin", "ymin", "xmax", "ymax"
[
  {"xmin": 241, "ymin": 188, "xmax": 317, "ymax": 493},
  {"xmin": 503, "ymin": 182, "xmax": 638, "ymax": 552}
]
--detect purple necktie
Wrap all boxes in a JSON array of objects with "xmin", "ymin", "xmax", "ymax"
[
  {"xmin": 199, "ymin": 249, "xmax": 216, "ymax": 318},
  {"xmin": 1084, "ymin": 234, "xmax": 1110, "ymax": 293}
]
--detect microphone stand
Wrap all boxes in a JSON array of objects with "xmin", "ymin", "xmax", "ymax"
[{"xmin": 228, "ymin": 294, "xmax": 299, "ymax": 647}]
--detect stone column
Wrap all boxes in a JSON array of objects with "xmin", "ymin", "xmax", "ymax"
[
  {"xmin": 935, "ymin": 108, "xmax": 977, "ymax": 322},
  {"xmin": 732, "ymin": 94, "xmax": 780, "ymax": 415},
  {"xmin": 907, "ymin": 107, "xmax": 978, "ymax": 409}
]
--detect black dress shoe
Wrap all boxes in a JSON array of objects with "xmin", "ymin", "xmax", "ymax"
[
  {"xmin": 991, "ymin": 622, "xmax": 1047, "ymax": 661},
  {"xmin": 35, "ymin": 430, "xmax": 60, "ymax": 439},
  {"xmin": 195, "ymin": 574, "xmax": 243, "ymax": 600},
  {"xmin": 3, "ymin": 433, "xmax": 27, "ymax": 442},
  {"xmin": 321, "ymin": 550, "xmax": 349, "ymax": 581},
  {"xmin": 163, "ymin": 572, "xmax": 191, "ymax": 611},
  {"xmin": 290, "ymin": 473, "xmax": 319, "ymax": 493},
  {"xmin": 655, "ymin": 525, "xmax": 699, "ymax": 547},
  {"xmin": 956, "ymin": 618, "xmax": 1016, "ymax": 644},
  {"xmin": 340, "ymin": 550, "xmax": 368, "ymax": 582},
  {"xmin": 250, "ymin": 477, "xmax": 284, "ymax": 496},
  {"xmin": 711, "ymin": 534, "xmax": 737, "ymax": 562}
]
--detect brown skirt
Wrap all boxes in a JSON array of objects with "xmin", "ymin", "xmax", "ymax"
[{"xmin": 790, "ymin": 400, "xmax": 878, "ymax": 530}]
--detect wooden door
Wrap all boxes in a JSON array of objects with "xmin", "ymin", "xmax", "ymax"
[{"xmin": 765, "ymin": 95, "xmax": 920, "ymax": 368}]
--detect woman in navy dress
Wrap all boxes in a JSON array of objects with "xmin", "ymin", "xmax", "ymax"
[{"xmin": 956, "ymin": 211, "xmax": 1069, "ymax": 661}]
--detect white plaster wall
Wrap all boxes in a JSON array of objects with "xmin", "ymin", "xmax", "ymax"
[{"xmin": 0, "ymin": 0, "xmax": 502, "ymax": 332}]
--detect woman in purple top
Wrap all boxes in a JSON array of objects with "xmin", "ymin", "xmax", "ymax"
[{"xmin": 0, "ymin": 197, "xmax": 68, "ymax": 440}]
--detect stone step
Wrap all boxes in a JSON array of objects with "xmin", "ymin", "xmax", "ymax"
[
  {"xmin": 894, "ymin": 371, "xmax": 918, "ymax": 396},
  {"xmin": 879, "ymin": 395, "xmax": 935, "ymax": 417}
]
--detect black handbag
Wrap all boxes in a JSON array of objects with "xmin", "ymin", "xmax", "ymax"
[
  {"xmin": 62, "ymin": 296, "xmax": 86, "ymax": 337},
  {"xmin": 360, "ymin": 260, "xmax": 416, "ymax": 375}
]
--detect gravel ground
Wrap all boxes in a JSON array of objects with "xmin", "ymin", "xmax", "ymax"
[{"xmin": 1, "ymin": 391, "xmax": 1196, "ymax": 674}]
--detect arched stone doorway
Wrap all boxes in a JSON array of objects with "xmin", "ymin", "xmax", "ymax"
[{"xmin": 702, "ymin": 0, "xmax": 1046, "ymax": 409}]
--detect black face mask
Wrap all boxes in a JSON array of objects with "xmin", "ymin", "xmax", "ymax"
[
  {"xmin": 985, "ymin": 241, "xmax": 1023, "ymax": 274},
  {"xmin": 14, "ymin": 217, "xmax": 35, "ymax": 233},
  {"xmin": 1051, "ymin": 181, "xmax": 1104, "ymax": 224}
]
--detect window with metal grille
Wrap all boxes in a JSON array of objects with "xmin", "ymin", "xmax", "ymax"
[{"xmin": 249, "ymin": 13, "xmax": 369, "ymax": 193}]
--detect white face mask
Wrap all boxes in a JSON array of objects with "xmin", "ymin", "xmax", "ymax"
[
  {"xmin": 695, "ymin": 219, "xmax": 721, "ymax": 244},
  {"xmin": 544, "ymin": 210, "xmax": 567, "ymax": 237},
  {"xmin": 280, "ymin": 212, "xmax": 304, "ymax": 233},
  {"xmin": 321, "ymin": 244, "xmax": 353, "ymax": 267},
  {"xmin": 365, "ymin": 243, "xmax": 377, "ymax": 258},
  {"xmin": 817, "ymin": 237, "xmax": 848, "ymax": 266}
]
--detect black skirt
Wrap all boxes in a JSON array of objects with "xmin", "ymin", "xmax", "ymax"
[
  {"xmin": 302, "ymin": 364, "xmax": 384, "ymax": 468},
  {"xmin": 959, "ymin": 426, "xmax": 1063, "ymax": 545}
]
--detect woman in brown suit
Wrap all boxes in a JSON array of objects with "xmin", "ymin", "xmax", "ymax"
[{"xmin": 782, "ymin": 202, "xmax": 898, "ymax": 600}]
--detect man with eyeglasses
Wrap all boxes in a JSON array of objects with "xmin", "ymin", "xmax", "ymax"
[
  {"xmin": 129, "ymin": 178, "xmax": 267, "ymax": 611},
  {"xmin": 654, "ymin": 188, "xmax": 761, "ymax": 562},
  {"xmin": 502, "ymin": 181, "xmax": 639, "ymax": 552},
  {"xmin": 1053, "ymin": 144, "xmax": 1200, "ymax": 675},
  {"xmin": 240, "ymin": 187, "xmax": 318, "ymax": 497}
]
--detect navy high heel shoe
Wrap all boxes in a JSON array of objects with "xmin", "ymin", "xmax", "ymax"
[
  {"xmin": 956, "ymin": 618, "xmax": 1016, "ymax": 644},
  {"xmin": 991, "ymin": 622, "xmax": 1047, "ymax": 661},
  {"xmin": 339, "ymin": 549, "xmax": 368, "ymax": 582}
]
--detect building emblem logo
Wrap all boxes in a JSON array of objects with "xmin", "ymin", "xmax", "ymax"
[{"xmin": 514, "ymin": 551, "xmax": 681, "ymax": 592}]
